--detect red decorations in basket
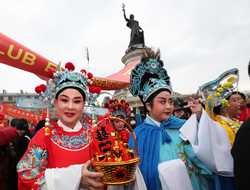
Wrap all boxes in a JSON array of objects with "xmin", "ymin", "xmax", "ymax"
[
  {"xmin": 92, "ymin": 117, "xmax": 134, "ymax": 163},
  {"xmin": 112, "ymin": 166, "xmax": 129, "ymax": 180},
  {"xmin": 92, "ymin": 116, "xmax": 139, "ymax": 185},
  {"xmin": 119, "ymin": 130, "xmax": 130, "ymax": 143}
]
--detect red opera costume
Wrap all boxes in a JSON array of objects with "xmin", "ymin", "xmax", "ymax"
[
  {"xmin": 17, "ymin": 121, "xmax": 91, "ymax": 190},
  {"xmin": 17, "ymin": 62, "xmax": 96, "ymax": 190}
]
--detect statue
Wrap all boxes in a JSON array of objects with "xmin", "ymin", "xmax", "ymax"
[{"xmin": 122, "ymin": 4, "xmax": 145, "ymax": 49}]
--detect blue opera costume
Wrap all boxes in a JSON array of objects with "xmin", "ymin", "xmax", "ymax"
[{"xmin": 128, "ymin": 53, "xmax": 212, "ymax": 190}]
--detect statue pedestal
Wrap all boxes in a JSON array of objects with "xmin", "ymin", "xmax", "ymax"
[
  {"xmin": 121, "ymin": 48, "xmax": 145, "ymax": 66},
  {"xmin": 113, "ymin": 48, "xmax": 147, "ymax": 108},
  {"xmin": 125, "ymin": 44, "xmax": 144, "ymax": 54}
]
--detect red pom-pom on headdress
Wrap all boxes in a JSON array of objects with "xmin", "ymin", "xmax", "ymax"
[
  {"xmin": 40, "ymin": 84, "xmax": 47, "ymax": 92},
  {"xmin": 47, "ymin": 68, "xmax": 55, "ymax": 78},
  {"xmin": 35, "ymin": 84, "xmax": 47, "ymax": 94},
  {"xmin": 89, "ymin": 86, "xmax": 102, "ymax": 94},
  {"xmin": 95, "ymin": 87, "xmax": 102, "ymax": 94},
  {"xmin": 65, "ymin": 62, "xmax": 75, "ymax": 71},
  {"xmin": 87, "ymin": 72, "xmax": 93, "ymax": 79},
  {"xmin": 35, "ymin": 86, "xmax": 41, "ymax": 94},
  {"xmin": 80, "ymin": 69, "xmax": 87, "ymax": 74}
]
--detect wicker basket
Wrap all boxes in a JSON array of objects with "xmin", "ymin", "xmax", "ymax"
[{"xmin": 92, "ymin": 116, "xmax": 139, "ymax": 185}]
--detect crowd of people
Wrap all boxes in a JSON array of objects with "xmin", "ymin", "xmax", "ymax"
[
  {"xmin": 0, "ymin": 49, "xmax": 249, "ymax": 190},
  {"xmin": 0, "ymin": 117, "xmax": 45, "ymax": 189}
]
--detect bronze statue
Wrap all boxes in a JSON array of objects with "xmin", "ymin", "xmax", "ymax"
[{"xmin": 122, "ymin": 4, "xmax": 145, "ymax": 49}]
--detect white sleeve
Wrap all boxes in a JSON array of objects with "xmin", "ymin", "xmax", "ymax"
[
  {"xmin": 158, "ymin": 159, "xmax": 193, "ymax": 190},
  {"xmin": 179, "ymin": 110, "xmax": 233, "ymax": 176},
  {"xmin": 107, "ymin": 167, "xmax": 147, "ymax": 190},
  {"xmin": 133, "ymin": 167, "xmax": 147, "ymax": 190},
  {"xmin": 45, "ymin": 164, "xmax": 83, "ymax": 190}
]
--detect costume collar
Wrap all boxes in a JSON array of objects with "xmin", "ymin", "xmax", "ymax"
[
  {"xmin": 218, "ymin": 115, "xmax": 240, "ymax": 123},
  {"xmin": 57, "ymin": 120, "xmax": 82, "ymax": 132},
  {"xmin": 145, "ymin": 115, "xmax": 161, "ymax": 127}
]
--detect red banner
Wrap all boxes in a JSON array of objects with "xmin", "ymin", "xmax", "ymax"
[
  {"xmin": 0, "ymin": 33, "xmax": 57, "ymax": 79},
  {"xmin": 0, "ymin": 33, "xmax": 129, "ymax": 90},
  {"xmin": 0, "ymin": 103, "xmax": 41, "ymax": 125}
]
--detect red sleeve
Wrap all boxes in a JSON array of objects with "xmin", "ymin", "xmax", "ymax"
[{"xmin": 17, "ymin": 128, "xmax": 48, "ymax": 190}]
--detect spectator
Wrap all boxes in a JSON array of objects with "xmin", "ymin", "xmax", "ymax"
[
  {"xmin": 15, "ymin": 118, "xmax": 31, "ymax": 160},
  {"xmin": 238, "ymin": 92, "xmax": 250, "ymax": 121},
  {"xmin": 231, "ymin": 62, "xmax": 250, "ymax": 189},
  {"xmin": 33, "ymin": 119, "xmax": 45, "ymax": 136}
]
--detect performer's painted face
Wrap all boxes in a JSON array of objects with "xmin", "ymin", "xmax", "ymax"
[
  {"xmin": 146, "ymin": 90, "xmax": 174, "ymax": 122},
  {"xmin": 54, "ymin": 88, "xmax": 85, "ymax": 128}
]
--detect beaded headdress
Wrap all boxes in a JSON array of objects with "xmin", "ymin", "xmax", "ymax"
[
  {"xmin": 129, "ymin": 48, "xmax": 172, "ymax": 102},
  {"xmin": 35, "ymin": 62, "xmax": 94, "ymax": 103}
]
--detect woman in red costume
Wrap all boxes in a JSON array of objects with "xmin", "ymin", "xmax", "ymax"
[{"xmin": 17, "ymin": 62, "xmax": 105, "ymax": 190}]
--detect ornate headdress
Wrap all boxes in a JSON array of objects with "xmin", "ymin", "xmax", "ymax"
[
  {"xmin": 34, "ymin": 62, "xmax": 94, "ymax": 134},
  {"xmin": 35, "ymin": 62, "xmax": 94, "ymax": 103},
  {"xmin": 104, "ymin": 99, "xmax": 131, "ymax": 121},
  {"xmin": 198, "ymin": 68, "xmax": 239, "ymax": 116},
  {"xmin": 129, "ymin": 48, "xmax": 171, "ymax": 102}
]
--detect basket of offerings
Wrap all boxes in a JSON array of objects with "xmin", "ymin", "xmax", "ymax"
[{"xmin": 91, "ymin": 116, "xmax": 139, "ymax": 185}]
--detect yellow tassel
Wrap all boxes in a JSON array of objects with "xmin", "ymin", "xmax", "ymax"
[{"xmin": 45, "ymin": 127, "xmax": 50, "ymax": 136}]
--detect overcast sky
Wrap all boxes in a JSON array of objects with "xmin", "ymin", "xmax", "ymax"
[{"xmin": 0, "ymin": 0, "xmax": 249, "ymax": 94}]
